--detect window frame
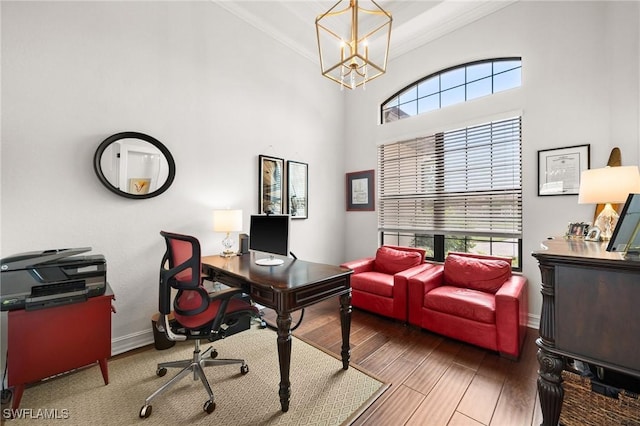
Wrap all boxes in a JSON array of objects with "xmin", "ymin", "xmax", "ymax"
[
  {"xmin": 380, "ymin": 58, "xmax": 522, "ymax": 124},
  {"xmin": 377, "ymin": 116, "xmax": 523, "ymax": 271}
]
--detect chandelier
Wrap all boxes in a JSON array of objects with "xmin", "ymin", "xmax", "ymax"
[{"xmin": 315, "ymin": 0, "xmax": 392, "ymax": 90}]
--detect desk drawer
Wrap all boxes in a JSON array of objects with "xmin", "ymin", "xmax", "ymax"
[{"xmin": 251, "ymin": 286, "xmax": 275, "ymax": 306}]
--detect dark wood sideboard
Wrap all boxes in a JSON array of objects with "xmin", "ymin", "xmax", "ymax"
[{"xmin": 532, "ymin": 238, "xmax": 640, "ymax": 426}]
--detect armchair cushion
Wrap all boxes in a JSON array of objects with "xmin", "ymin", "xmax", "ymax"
[
  {"xmin": 424, "ymin": 286, "xmax": 496, "ymax": 324},
  {"xmin": 374, "ymin": 246, "xmax": 422, "ymax": 275},
  {"xmin": 351, "ymin": 272, "xmax": 394, "ymax": 297},
  {"xmin": 443, "ymin": 253, "xmax": 511, "ymax": 294}
]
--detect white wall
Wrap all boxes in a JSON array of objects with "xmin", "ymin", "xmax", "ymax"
[
  {"xmin": 1, "ymin": 1, "xmax": 346, "ymax": 354},
  {"xmin": 2, "ymin": 1, "xmax": 639, "ymax": 357},
  {"xmin": 342, "ymin": 1, "xmax": 640, "ymax": 326}
]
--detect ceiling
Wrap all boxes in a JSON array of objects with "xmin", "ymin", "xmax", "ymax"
[{"xmin": 213, "ymin": 1, "xmax": 517, "ymax": 64}]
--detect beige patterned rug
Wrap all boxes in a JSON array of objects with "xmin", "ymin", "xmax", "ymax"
[{"xmin": 6, "ymin": 326, "xmax": 388, "ymax": 425}]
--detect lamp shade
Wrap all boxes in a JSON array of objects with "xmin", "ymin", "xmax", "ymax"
[
  {"xmin": 578, "ymin": 166, "xmax": 640, "ymax": 204},
  {"xmin": 213, "ymin": 209, "xmax": 243, "ymax": 233}
]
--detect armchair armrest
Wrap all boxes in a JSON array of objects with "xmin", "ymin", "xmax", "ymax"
[
  {"xmin": 495, "ymin": 275, "xmax": 528, "ymax": 358},
  {"xmin": 407, "ymin": 265, "xmax": 444, "ymax": 326},
  {"xmin": 340, "ymin": 257, "xmax": 375, "ymax": 274},
  {"xmin": 390, "ymin": 263, "xmax": 437, "ymax": 321}
]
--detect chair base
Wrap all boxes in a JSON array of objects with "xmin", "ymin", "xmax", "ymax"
[{"xmin": 141, "ymin": 339, "xmax": 247, "ymax": 416}]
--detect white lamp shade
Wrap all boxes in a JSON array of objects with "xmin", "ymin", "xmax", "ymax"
[
  {"xmin": 213, "ymin": 209, "xmax": 243, "ymax": 233},
  {"xmin": 578, "ymin": 166, "xmax": 640, "ymax": 204}
]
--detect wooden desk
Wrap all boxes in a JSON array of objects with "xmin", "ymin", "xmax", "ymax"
[
  {"xmin": 532, "ymin": 239, "xmax": 640, "ymax": 426},
  {"xmin": 8, "ymin": 284, "xmax": 115, "ymax": 412},
  {"xmin": 201, "ymin": 253, "xmax": 352, "ymax": 412}
]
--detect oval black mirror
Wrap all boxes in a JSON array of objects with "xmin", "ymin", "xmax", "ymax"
[{"xmin": 93, "ymin": 132, "xmax": 176, "ymax": 199}]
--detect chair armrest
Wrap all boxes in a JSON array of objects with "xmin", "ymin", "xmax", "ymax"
[
  {"xmin": 394, "ymin": 262, "xmax": 435, "ymax": 280},
  {"xmin": 387, "ymin": 263, "xmax": 435, "ymax": 321},
  {"xmin": 407, "ymin": 265, "xmax": 444, "ymax": 326},
  {"xmin": 495, "ymin": 275, "xmax": 528, "ymax": 358},
  {"xmin": 340, "ymin": 257, "xmax": 375, "ymax": 274},
  {"xmin": 408, "ymin": 265, "xmax": 445, "ymax": 294},
  {"xmin": 495, "ymin": 275, "xmax": 527, "ymax": 301}
]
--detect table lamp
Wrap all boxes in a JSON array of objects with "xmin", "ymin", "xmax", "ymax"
[
  {"xmin": 578, "ymin": 166, "xmax": 640, "ymax": 240},
  {"xmin": 213, "ymin": 209, "xmax": 243, "ymax": 257}
]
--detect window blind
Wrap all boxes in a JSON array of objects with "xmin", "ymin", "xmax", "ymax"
[{"xmin": 378, "ymin": 116, "xmax": 522, "ymax": 238}]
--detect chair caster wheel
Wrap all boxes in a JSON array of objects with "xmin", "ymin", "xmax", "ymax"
[
  {"xmin": 156, "ymin": 367, "xmax": 167, "ymax": 377},
  {"xmin": 140, "ymin": 404, "xmax": 152, "ymax": 418},
  {"xmin": 204, "ymin": 400, "xmax": 216, "ymax": 414},
  {"xmin": 211, "ymin": 349, "xmax": 218, "ymax": 359},
  {"xmin": 241, "ymin": 364, "xmax": 249, "ymax": 375}
]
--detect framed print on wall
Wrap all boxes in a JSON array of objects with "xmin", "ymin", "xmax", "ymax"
[
  {"xmin": 258, "ymin": 155, "xmax": 284, "ymax": 214},
  {"xmin": 538, "ymin": 144, "xmax": 590, "ymax": 196},
  {"xmin": 346, "ymin": 169, "xmax": 375, "ymax": 211},
  {"xmin": 287, "ymin": 160, "xmax": 308, "ymax": 219}
]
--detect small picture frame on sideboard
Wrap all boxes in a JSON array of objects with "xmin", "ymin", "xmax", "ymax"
[
  {"xmin": 565, "ymin": 222, "xmax": 590, "ymax": 239},
  {"xmin": 585, "ymin": 226, "xmax": 601, "ymax": 242}
]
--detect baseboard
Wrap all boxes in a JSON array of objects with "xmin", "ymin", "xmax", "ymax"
[
  {"xmin": 528, "ymin": 312, "xmax": 540, "ymax": 330},
  {"xmin": 111, "ymin": 329, "xmax": 154, "ymax": 356}
]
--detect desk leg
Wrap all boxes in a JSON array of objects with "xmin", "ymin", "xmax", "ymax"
[
  {"xmin": 537, "ymin": 342, "xmax": 564, "ymax": 426},
  {"xmin": 98, "ymin": 358, "xmax": 109, "ymax": 385},
  {"xmin": 276, "ymin": 312, "xmax": 293, "ymax": 412},
  {"xmin": 339, "ymin": 292, "xmax": 352, "ymax": 370},
  {"xmin": 10, "ymin": 384, "xmax": 24, "ymax": 414}
]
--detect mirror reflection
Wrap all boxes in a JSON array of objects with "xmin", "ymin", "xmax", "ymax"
[{"xmin": 94, "ymin": 132, "xmax": 175, "ymax": 199}]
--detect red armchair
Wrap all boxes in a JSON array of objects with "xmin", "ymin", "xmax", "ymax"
[
  {"xmin": 340, "ymin": 245, "xmax": 434, "ymax": 322},
  {"xmin": 408, "ymin": 252, "xmax": 528, "ymax": 359}
]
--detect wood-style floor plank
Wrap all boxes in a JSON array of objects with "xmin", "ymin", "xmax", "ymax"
[
  {"xmin": 406, "ymin": 363, "xmax": 476, "ymax": 426},
  {"xmin": 293, "ymin": 297, "xmax": 541, "ymax": 426},
  {"xmin": 457, "ymin": 372, "xmax": 505, "ymax": 425},
  {"xmin": 354, "ymin": 384, "xmax": 425, "ymax": 426}
]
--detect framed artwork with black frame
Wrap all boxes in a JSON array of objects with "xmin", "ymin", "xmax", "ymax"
[
  {"xmin": 538, "ymin": 144, "xmax": 590, "ymax": 196},
  {"xmin": 287, "ymin": 160, "xmax": 308, "ymax": 219},
  {"xmin": 346, "ymin": 169, "xmax": 375, "ymax": 211},
  {"xmin": 258, "ymin": 155, "xmax": 284, "ymax": 214}
]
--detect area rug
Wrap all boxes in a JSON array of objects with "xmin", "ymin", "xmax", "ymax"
[{"xmin": 6, "ymin": 326, "xmax": 388, "ymax": 425}]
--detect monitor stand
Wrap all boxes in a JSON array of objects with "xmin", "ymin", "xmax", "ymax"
[{"xmin": 255, "ymin": 255, "xmax": 284, "ymax": 266}]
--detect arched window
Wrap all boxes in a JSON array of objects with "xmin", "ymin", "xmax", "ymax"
[{"xmin": 381, "ymin": 58, "xmax": 521, "ymax": 124}]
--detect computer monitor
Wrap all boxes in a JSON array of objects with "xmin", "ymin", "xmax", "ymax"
[
  {"xmin": 249, "ymin": 214, "xmax": 289, "ymax": 266},
  {"xmin": 606, "ymin": 193, "xmax": 640, "ymax": 254}
]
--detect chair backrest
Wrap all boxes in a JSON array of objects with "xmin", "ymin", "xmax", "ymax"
[
  {"xmin": 159, "ymin": 231, "xmax": 207, "ymax": 317},
  {"xmin": 373, "ymin": 245, "xmax": 426, "ymax": 275},
  {"xmin": 443, "ymin": 252, "xmax": 512, "ymax": 294}
]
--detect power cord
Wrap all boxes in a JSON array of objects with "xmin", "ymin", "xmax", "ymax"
[
  {"xmin": 1, "ymin": 350, "xmax": 12, "ymax": 404},
  {"xmin": 260, "ymin": 308, "xmax": 305, "ymax": 332}
]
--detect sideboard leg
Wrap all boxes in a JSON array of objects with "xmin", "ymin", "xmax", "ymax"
[{"xmin": 537, "ymin": 344, "xmax": 564, "ymax": 426}]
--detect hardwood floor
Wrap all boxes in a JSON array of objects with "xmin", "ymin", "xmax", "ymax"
[{"xmin": 268, "ymin": 297, "xmax": 544, "ymax": 426}]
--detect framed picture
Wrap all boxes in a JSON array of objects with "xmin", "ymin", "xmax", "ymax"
[
  {"xmin": 258, "ymin": 155, "xmax": 284, "ymax": 214},
  {"xmin": 565, "ymin": 222, "xmax": 591, "ymax": 238},
  {"xmin": 538, "ymin": 144, "xmax": 590, "ymax": 196},
  {"xmin": 346, "ymin": 169, "xmax": 375, "ymax": 211},
  {"xmin": 287, "ymin": 160, "xmax": 308, "ymax": 219},
  {"xmin": 585, "ymin": 226, "xmax": 601, "ymax": 242}
]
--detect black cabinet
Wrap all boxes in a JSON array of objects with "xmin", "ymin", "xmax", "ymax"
[{"xmin": 532, "ymin": 239, "xmax": 640, "ymax": 426}]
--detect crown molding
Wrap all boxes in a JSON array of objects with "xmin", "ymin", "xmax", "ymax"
[
  {"xmin": 213, "ymin": 0, "xmax": 319, "ymax": 63},
  {"xmin": 390, "ymin": 1, "xmax": 518, "ymax": 59},
  {"xmin": 212, "ymin": 1, "xmax": 519, "ymax": 65}
]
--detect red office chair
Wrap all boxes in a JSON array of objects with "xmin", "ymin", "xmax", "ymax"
[{"xmin": 139, "ymin": 231, "xmax": 258, "ymax": 419}]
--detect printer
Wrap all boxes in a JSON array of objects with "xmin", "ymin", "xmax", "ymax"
[{"xmin": 0, "ymin": 247, "xmax": 107, "ymax": 311}]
